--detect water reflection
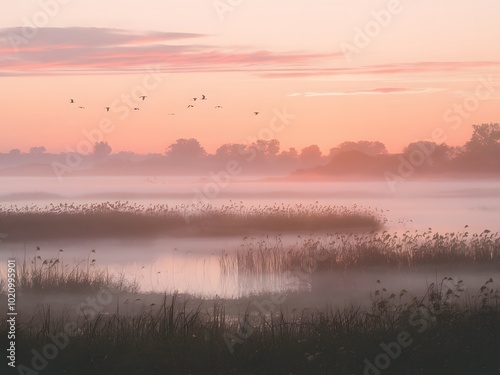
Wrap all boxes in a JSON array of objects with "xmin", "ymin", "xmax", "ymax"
[{"xmin": 1, "ymin": 178, "xmax": 499, "ymax": 299}]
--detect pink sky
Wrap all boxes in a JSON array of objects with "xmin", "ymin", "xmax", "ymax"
[{"xmin": 1, "ymin": 0, "xmax": 499, "ymax": 154}]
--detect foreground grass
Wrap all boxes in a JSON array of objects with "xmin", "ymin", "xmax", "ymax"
[
  {"xmin": 2, "ymin": 279, "xmax": 499, "ymax": 375},
  {"xmin": 220, "ymin": 229, "xmax": 500, "ymax": 277},
  {"xmin": 0, "ymin": 202, "xmax": 384, "ymax": 240}
]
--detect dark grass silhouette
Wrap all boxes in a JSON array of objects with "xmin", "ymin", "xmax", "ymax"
[{"xmin": 1, "ymin": 280, "xmax": 499, "ymax": 375}]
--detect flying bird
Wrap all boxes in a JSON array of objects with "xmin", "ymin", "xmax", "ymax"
[
  {"xmin": 139, "ymin": 96, "xmax": 147, "ymax": 101},
  {"xmin": 254, "ymin": 112, "xmax": 260, "ymax": 116},
  {"xmin": 215, "ymin": 106, "xmax": 223, "ymax": 108},
  {"xmin": 133, "ymin": 107, "xmax": 140, "ymax": 111},
  {"xmin": 192, "ymin": 98, "xmax": 197, "ymax": 101},
  {"xmin": 69, "ymin": 99, "xmax": 74, "ymax": 103},
  {"xmin": 168, "ymin": 113, "xmax": 175, "ymax": 116},
  {"xmin": 201, "ymin": 95, "xmax": 207, "ymax": 100},
  {"xmin": 78, "ymin": 106, "xmax": 85, "ymax": 109},
  {"xmin": 105, "ymin": 107, "xmax": 110, "ymax": 112},
  {"xmin": 187, "ymin": 105, "xmax": 194, "ymax": 108}
]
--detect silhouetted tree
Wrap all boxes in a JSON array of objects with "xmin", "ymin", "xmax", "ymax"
[
  {"xmin": 278, "ymin": 147, "xmax": 299, "ymax": 162},
  {"xmin": 403, "ymin": 141, "xmax": 432, "ymax": 167},
  {"xmin": 8, "ymin": 149, "xmax": 21, "ymax": 156},
  {"xmin": 93, "ymin": 141, "xmax": 112, "ymax": 157},
  {"xmin": 465, "ymin": 123, "xmax": 500, "ymax": 154},
  {"xmin": 215, "ymin": 143, "xmax": 247, "ymax": 160},
  {"xmin": 248, "ymin": 139, "xmax": 281, "ymax": 159},
  {"xmin": 330, "ymin": 141, "xmax": 388, "ymax": 157},
  {"xmin": 29, "ymin": 146, "xmax": 46, "ymax": 155},
  {"xmin": 299, "ymin": 145, "xmax": 323, "ymax": 166},
  {"xmin": 433, "ymin": 144, "xmax": 460, "ymax": 164},
  {"xmin": 165, "ymin": 138, "xmax": 207, "ymax": 160}
]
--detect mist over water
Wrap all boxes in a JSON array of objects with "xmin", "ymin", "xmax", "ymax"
[{"xmin": 1, "ymin": 176, "xmax": 499, "ymax": 300}]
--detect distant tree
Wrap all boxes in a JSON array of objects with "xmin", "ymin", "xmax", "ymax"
[
  {"xmin": 278, "ymin": 147, "xmax": 299, "ymax": 161},
  {"xmin": 402, "ymin": 141, "xmax": 461, "ymax": 167},
  {"xmin": 29, "ymin": 146, "xmax": 46, "ymax": 155},
  {"xmin": 165, "ymin": 138, "xmax": 207, "ymax": 160},
  {"xmin": 266, "ymin": 139, "xmax": 280, "ymax": 157},
  {"xmin": 403, "ymin": 141, "xmax": 436, "ymax": 166},
  {"xmin": 433, "ymin": 143, "xmax": 460, "ymax": 163},
  {"xmin": 465, "ymin": 123, "xmax": 500, "ymax": 154},
  {"xmin": 248, "ymin": 139, "xmax": 281, "ymax": 158},
  {"xmin": 93, "ymin": 141, "xmax": 112, "ymax": 157},
  {"xmin": 215, "ymin": 143, "xmax": 247, "ymax": 159},
  {"xmin": 330, "ymin": 141, "xmax": 388, "ymax": 157},
  {"xmin": 299, "ymin": 145, "xmax": 323, "ymax": 165},
  {"xmin": 8, "ymin": 149, "xmax": 21, "ymax": 156}
]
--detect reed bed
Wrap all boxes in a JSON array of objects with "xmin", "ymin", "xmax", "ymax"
[
  {"xmin": 0, "ymin": 201, "xmax": 384, "ymax": 240},
  {"xmin": 15, "ymin": 248, "xmax": 138, "ymax": 293},
  {"xmin": 220, "ymin": 229, "xmax": 500, "ymax": 277},
  {"xmin": 2, "ymin": 280, "xmax": 499, "ymax": 374}
]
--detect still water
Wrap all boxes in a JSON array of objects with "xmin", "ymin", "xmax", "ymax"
[{"xmin": 0, "ymin": 176, "xmax": 499, "ymax": 298}]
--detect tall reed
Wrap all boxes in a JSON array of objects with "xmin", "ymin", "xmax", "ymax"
[{"xmin": 0, "ymin": 201, "xmax": 385, "ymax": 239}]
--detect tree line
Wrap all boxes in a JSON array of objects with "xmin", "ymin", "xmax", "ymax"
[{"xmin": 1, "ymin": 123, "xmax": 498, "ymax": 176}]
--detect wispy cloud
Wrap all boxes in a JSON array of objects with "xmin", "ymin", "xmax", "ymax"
[
  {"xmin": 0, "ymin": 27, "xmax": 203, "ymax": 48},
  {"xmin": 262, "ymin": 61, "xmax": 500, "ymax": 79},
  {"xmin": 2, "ymin": 28, "xmax": 498, "ymax": 81},
  {"xmin": 0, "ymin": 27, "xmax": 335, "ymax": 76},
  {"xmin": 288, "ymin": 87, "xmax": 446, "ymax": 97}
]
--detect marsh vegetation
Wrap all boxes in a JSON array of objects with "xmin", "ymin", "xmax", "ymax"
[
  {"xmin": 1, "ymin": 275, "xmax": 499, "ymax": 374},
  {"xmin": 0, "ymin": 202, "xmax": 384, "ymax": 240},
  {"xmin": 219, "ymin": 229, "xmax": 500, "ymax": 279}
]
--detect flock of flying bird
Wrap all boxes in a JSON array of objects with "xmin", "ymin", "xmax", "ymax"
[{"xmin": 69, "ymin": 95, "xmax": 260, "ymax": 116}]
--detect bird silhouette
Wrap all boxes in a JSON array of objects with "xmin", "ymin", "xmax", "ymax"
[
  {"xmin": 133, "ymin": 107, "xmax": 140, "ymax": 111},
  {"xmin": 168, "ymin": 113, "xmax": 175, "ymax": 115},
  {"xmin": 78, "ymin": 106, "xmax": 85, "ymax": 109},
  {"xmin": 254, "ymin": 112, "xmax": 260, "ymax": 116},
  {"xmin": 187, "ymin": 105, "xmax": 194, "ymax": 108},
  {"xmin": 215, "ymin": 106, "xmax": 223, "ymax": 108},
  {"xmin": 201, "ymin": 95, "xmax": 207, "ymax": 100},
  {"xmin": 140, "ymin": 96, "xmax": 147, "ymax": 101},
  {"xmin": 192, "ymin": 98, "xmax": 197, "ymax": 101},
  {"xmin": 105, "ymin": 107, "xmax": 110, "ymax": 112},
  {"xmin": 69, "ymin": 99, "xmax": 74, "ymax": 103}
]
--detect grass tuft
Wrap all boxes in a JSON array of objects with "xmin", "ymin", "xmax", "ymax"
[{"xmin": 15, "ymin": 248, "xmax": 138, "ymax": 293}]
